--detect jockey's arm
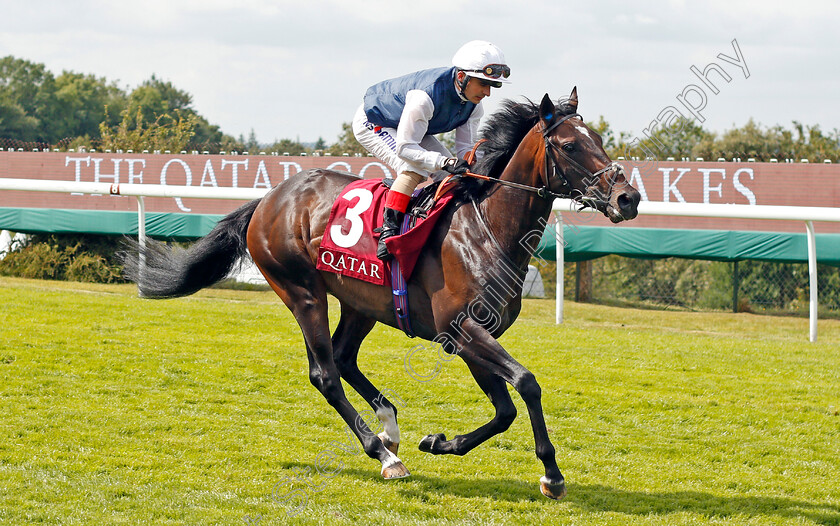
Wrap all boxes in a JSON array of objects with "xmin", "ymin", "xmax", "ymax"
[
  {"xmin": 454, "ymin": 102, "xmax": 483, "ymax": 160},
  {"xmin": 395, "ymin": 90, "xmax": 448, "ymax": 173}
]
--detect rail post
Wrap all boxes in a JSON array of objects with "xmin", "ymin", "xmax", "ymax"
[
  {"xmin": 806, "ymin": 220, "xmax": 818, "ymax": 342},
  {"xmin": 555, "ymin": 212, "xmax": 564, "ymax": 324}
]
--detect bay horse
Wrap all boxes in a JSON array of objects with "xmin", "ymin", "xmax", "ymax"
[{"xmin": 122, "ymin": 88, "xmax": 641, "ymax": 500}]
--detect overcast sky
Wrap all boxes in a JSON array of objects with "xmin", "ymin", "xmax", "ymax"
[{"xmin": 1, "ymin": 0, "xmax": 838, "ymax": 145}]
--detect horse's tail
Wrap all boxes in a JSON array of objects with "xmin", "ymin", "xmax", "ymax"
[{"xmin": 120, "ymin": 199, "xmax": 261, "ymax": 298}]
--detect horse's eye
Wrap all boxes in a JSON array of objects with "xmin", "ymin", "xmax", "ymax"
[{"xmin": 562, "ymin": 142, "xmax": 575, "ymax": 152}]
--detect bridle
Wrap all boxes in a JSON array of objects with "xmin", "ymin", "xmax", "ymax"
[
  {"xmin": 541, "ymin": 112, "xmax": 619, "ymax": 209},
  {"xmin": 464, "ymin": 112, "xmax": 621, "ymax": 210},
  {"xmin": 461, "ymin": 109, "xmax": 620, "ymax": 276}
]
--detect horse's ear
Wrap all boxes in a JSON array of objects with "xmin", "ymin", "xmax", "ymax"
[
  {"xmin": 539, "ymin": 94, "xmax": 556, "ymax": 127},
  {"xmin": 568, "ymin": 86, "xmax": 579, "ymax": 112}
]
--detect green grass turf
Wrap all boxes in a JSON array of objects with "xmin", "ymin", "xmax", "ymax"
[{"xmin": 1, "ymin": 276, "xmax": 839, "ymax": 525}]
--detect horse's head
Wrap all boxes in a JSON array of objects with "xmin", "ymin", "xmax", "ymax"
[{"xmin": 538, "ymin": 88, "xmax": 640, "ymax": 222}]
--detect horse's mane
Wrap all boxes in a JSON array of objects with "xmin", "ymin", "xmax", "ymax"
[{"xmin": 456, "ymin": 96, "xmax": 575, "ymax": 199}]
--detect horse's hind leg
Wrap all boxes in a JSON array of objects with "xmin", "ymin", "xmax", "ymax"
[
  {"xmin": 258, "ymin": 265, "xmax": 409, "ymax": 479},
  {"xmin": 332, "ymin": 302, "xmax": 404, "ymax": 456}
]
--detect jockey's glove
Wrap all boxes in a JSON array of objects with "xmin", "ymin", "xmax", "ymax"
[{"xmin": 442, "ymin": 158, "xmax": 470, "ymax": 175}]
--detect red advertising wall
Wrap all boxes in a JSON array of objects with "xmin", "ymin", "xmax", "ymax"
[
  {"xmin": 591, "ymin": 160, "xmax": 840, "ymax": 233},
  {"xmin": 1, "ymin": 151, "xmax": 838, "ymax": 233}
]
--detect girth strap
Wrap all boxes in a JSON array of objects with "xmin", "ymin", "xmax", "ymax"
[{"xmin": 389, "ymin": 210, "xmax": 415, "ymax": 338}]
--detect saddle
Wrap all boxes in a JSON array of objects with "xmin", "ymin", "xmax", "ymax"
[
  {"xmin": 316, "ymin": 174, "xmax": 459, "ymax": 287},
  {"xmin": 380, "ymin": 171, "xmax": 457, "ymax": 225}
]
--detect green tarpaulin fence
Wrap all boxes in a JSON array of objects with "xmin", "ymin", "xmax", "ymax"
[
  {"xmin": 535, "ymin": 225, "xmax": 840, "ymax": 267},
  {"xmin": 0, "ymin": 207, "xmax": 223, "ymax": 241},
  {"xmin": 2, "ymin": 207, "xmax": 839, "ymax": 266}
]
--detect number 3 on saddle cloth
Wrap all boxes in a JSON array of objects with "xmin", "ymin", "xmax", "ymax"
[{"xmin": 316, "ymin": 177, "xmax": 458, "ymax": 337}]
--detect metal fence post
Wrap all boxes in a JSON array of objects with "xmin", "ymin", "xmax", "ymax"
[
  {"xmin": 805, "ymin": 220, "xmax": 818, "ymax": 342},
  {"xmin": 555, "ymin": 212, "xmax": 564, "ymax": 324}
]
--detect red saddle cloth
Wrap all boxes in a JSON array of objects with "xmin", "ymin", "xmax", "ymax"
[{"xmin": 316, "ymin": 178, "xmax": 456, "ymax": 285}]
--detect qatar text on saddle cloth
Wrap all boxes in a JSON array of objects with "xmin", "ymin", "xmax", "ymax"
[{"xmin": 316, "ymin": 178, "xmax": 456, "ymax": 285}]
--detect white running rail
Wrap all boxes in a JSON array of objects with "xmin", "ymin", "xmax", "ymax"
[{"xmin": 553, "ymin": 199, "xmax": 840, "ymax": 342}]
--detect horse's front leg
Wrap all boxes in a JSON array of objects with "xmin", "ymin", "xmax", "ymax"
[
  {"xmin": 423, "ymin": 317, "xmax": 566, "ymax": 500},
  {"xmin": 418, "ymin": 361, "xmax": 517, "ymax": 455}
]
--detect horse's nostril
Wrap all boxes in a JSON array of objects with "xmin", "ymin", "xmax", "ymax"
[
  {"xmin": 617, "ymin": 194, "xmax": 632, "ymax": 211},
  {"xmin": 615, "ymin": 191, "xmax": 640, "ymax": 219}
]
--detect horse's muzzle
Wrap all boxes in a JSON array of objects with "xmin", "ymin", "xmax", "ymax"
[
  {"xmin": 605, "ymin": 186, "xmax": 641, "ymax": 223},
  {"xmin": 584, "ymin": 185, "xmax": 640, "ymax": 223},
  {"xmin": 584, "ymin": 163, "xmax": 641, "ymax": 223}
]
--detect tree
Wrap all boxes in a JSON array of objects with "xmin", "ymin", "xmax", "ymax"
[
  {"xmin": 692, "ymin": 119, "xmax": 785, "ymax": 161},
  {"xmin": 0, "ymin": 91, "xmax": 39, "ymax": 141},
  {"xmin": 688, "ymin": 119, "xmax": 840, "ymax": 162},
  {"xmin": 0, "ymin": 57, "xmax": 128, "ymax": 143},
  {"xmin": 49, "ymin": 72, "xmax": 125, "ymax": 142},
  {"xmin": 787, "ymin": 122, "xmax": 840, "ymax": 161},
  {"xmin": 127, "ymin": 75, "xmax": 233, "ymax": 149},
  {"xmin": 621, "ymin": 117, "xmax": 714, "ymax": 161},
  {"xmin": 125, "ymin": 75, "xmax": 194, "ymax": 125},
  {"xmin": 99, "ymin": 106, "xmax": 198, "ymax": 153},
  {"xmin": 143, "ymin": 75, "xmax": 192, "ymax": 112},
  {"xmin": 0, "ymin": 56, "xmax": 54, "ymax": 141},
  {"xmin": 244, "ymin": 129, "xmax": 260, "ymax": 151},
  {"xmin": 0, "ymin": 56, "xmax": 53, "ymax": 117},
  {"xmin": 588, "ymin": 115, "xmax": 633, "ymax": 159},
  {"xmin": 266, "ymin": 138, "xmax": 309, "ymax": 155}
]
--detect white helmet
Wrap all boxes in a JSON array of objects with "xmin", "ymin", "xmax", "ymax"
[{"xmin": 452, "ymin": 40, "xmax": 511, "ymax": 86}]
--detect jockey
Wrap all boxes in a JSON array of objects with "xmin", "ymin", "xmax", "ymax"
[{"xmin": 352, "ymin": 40, "xmax": 511, "ymax": 261}]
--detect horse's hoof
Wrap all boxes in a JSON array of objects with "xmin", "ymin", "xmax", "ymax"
[
  {"xmin": 540, "ymin": 476, "xmax": 567, "ymax": 500},
  {"xmin": 378, "ymin": 431, "xmax": 399, "ymax": 455},
  {"xmin": 418, "ymin": 433, "xmax": 447, "ymax": 454},
  {"xmin": 381, "ymin": 460, "xmax": 410, "ymax": 480}
]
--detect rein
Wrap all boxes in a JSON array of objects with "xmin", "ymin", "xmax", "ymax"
[{"xmin": 463, "ymin": 169, "xmax": 566, "ymax": 201}]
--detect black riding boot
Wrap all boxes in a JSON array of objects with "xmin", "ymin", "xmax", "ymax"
[{"xmin": 376, "ymin": 207, "xmax": 404, "ymax": 261}]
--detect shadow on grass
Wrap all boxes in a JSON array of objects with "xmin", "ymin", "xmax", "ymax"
[
  {"xmin": 281, "ymin": 461, "xmax": 840, "ymax": 524},
  {"xmin": 570, "ymin": 484, "xmax": 840, "ymax": 525}
]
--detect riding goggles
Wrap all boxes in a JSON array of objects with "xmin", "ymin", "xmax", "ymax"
[{"xmin": 465, "ymin": 64, "xmax": 511, "ymax": 79}]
